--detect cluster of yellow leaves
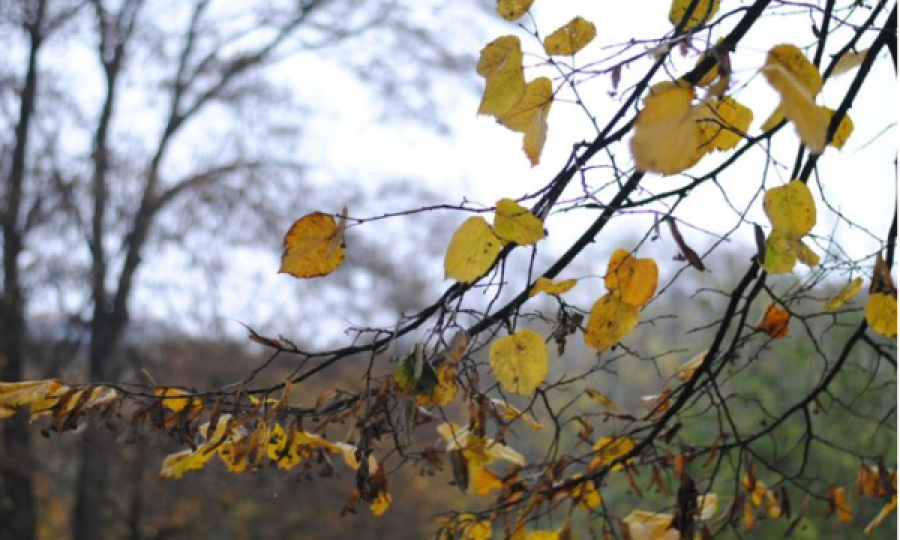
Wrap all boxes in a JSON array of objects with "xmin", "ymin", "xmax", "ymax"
[
  {"xmin": 584, "ymin": 249, "xmax": 658, "ymax": 351},
  {"xmin": 279, "ymin": 208, "xmax": 347, "ymax": 279},
  {"xmin": 668, "ymin": 0, "xmax": 720, "ymax": 30},
  {"xmin": 741, "ymin": 475, "xmax": 782, "ymax": 529},
  {"xmin": 761, "ymin": 180, "xmax": 819, "ymax": 274},
  {"xmin": 630, "ymin": 81, "xmax": 753, "ymax": 175},
  {"xmin": 761, "ymin": 44, "xmax": 853, "ymax": 152},
  {"xmin": 623, "ymin": 494, "xmax": 718, "ymax": 540},
  {"xmin": 438, "ymin": 422, "xmax": 525, "ymax": 496},
  {"xmin": 489, "ymin": 328, "xmax": 549, "ymax": 396},
  {"xmin": 0, "ymin": 380, "xmax": 117, "ymax": 430},
  {"xmin": 444, "ymin": 200, "xmax": 544, "ymax": 283},
  {"xmin": 758, "ymin": 303, "xmax": 790, "ymax": 338}
]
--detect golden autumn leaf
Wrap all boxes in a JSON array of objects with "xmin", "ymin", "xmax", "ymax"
[
  {"xmin": 444, "ymin": 216, "xmax": 502, "ymax": 283},
  {"xmin": 830, "ymin": 486, "xmax": 853, "ymax": 523},
  {"xmin": 865, "ymin": 293, "xmax": 897, "ymax": 337},
  {"xmin": 589, "ymin": 436, "xmax": 635, "ymax": 472},
  {"xmin": 155, "ymin": 387, "xmax": 201, "ymax": 413},
  {"xmin": 758, "ymin": 303, "xmax": 790, "ymax": 338},
  {"xmin": 471, "ymin": 465, "xmax": 503, "ymax": 495},
  {"xmin": 477, "ymin": 36, "xmax": 526, "ymax": 117},
  {"xmin": 159, "ymin": 447, "xmax": 217, "ymax": 480},
  {"xmin": 584, "ymin": 388, "xmax": 617, "ymax": 411},
  {"xmin": 458, "ymin": 513, "xmax": 493, "ymax": 540},
  {"xmin": 370, "ymin": 491, "xmax": 392, "ymax": 516},
  {"xmin": 436, "ymin": 422, "xmax": 526, "ymax": 466},
  {"xmin": 279, "ymin": 212, "xmax": 345, "ymax": 279},
  {"xmin": 417, "ymin": 364, "xmax": 458, "ymax": 407},
  {"xmin": 864, "ymin": 496, "xmax": 897, "ymax": 535},
  {"xmin": 496, "ymin": 0, "xmax": 534, "ymax": 21},
  {"xmin": 605, "ymin": 248, "xmax": 658, "ymax": 307},
  {"xmin": 821, "ymin": 106, "xmax": 854, "ymax": 149},
  {"xmin": 543, "ymin": 16, "xmax": 597, "ymax": 56},
  {"xmin": 696, "ymin": 96, "xmax": 754, "ymax": 152},
  {"xmin": 762, "ymin": 44, "xmax": 828, "ymax": 153},
  {"xmin": 489, "ymin": 328, "xmax": 549, "ymax": 396},
  {"xmin": 630, "ymin": 81, "xmax": 706, "ymax": 175},
  {"xmin": 825, "ymin": 277, "xmax": 864, "ymax": 309},
  {"xmin": 669, "ymin": 0, "xmax": 720, "ymax": 30},
  {"xmin": 675, "ymin": 349, "xmax": 708, "ymax": 381},
  {"xmin": 764, "ymin": 180, "xmax": 816, "ymax": 237},
  {"xmin": 570, "ymin": 473, "xmax": 603, "ymax": 509},
  {"xmin": 490, "ymin": 398, "xmax": 543, "ymax": 430},
  {"xmin": 495, "ymin": 77, "xmax": 553, "ymax": 166},
  {"xmin": 493, "ymin": 198, "xmax": 545, "ymax": 245},
  {"xmin": 584, "ymin": 294, "xmax": 639, "ymax": 351},
  {"xmin": 529, "ymin": 276, "xmax": 577, "ymax": 297},
  {"xmin": 0, "ymin": 379, "xmax": 63, "ymax": 419},
  {"xmin": 622, "ymin": 510, "xmax": 676, "ymax": 540}
]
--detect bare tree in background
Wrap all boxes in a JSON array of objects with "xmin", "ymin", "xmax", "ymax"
[{"xmin": 0, "ymin": 0, "xmax": 484, "ymax": 538}]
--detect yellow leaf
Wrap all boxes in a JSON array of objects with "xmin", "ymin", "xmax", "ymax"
[
  {"xmin": 832, "ymin": 486, "xmax": 853, "ymax": 523},
  {"xmin": 764, "ymin": 180, "xmax": 816, "ymax": 237},
  {"xmin": 493, "ymin": 198, "xmax": 545, "ymax": 245},
  {"xmin": 525, "ymin": 532, "xmax": 559, "ymax": 540},
  {"xmin": 622, "ymin": 510, "xmax": 675, "ymax": 540},
  {"xmin": 570, "ymin": 473, "xmax": 603, "ymax": 509},
  {"xmin": 369, "ymin": 491, "xmax": 392, "ymax": 516},
  {"xmin": 155, "ymin": 388, "xmax": 200, "ymax": 413},
  {"xmin": 864, "ymin": 495, "xmax": 897, "ymax": 535},
  {"xmin": 821, "ymin": 107, "xmax": 854, "ymax": 149},
  {"xmin": 825, "ymin": 277, "xmax": 864, "ymax": 309},
  {"xmin": 496, "ymin": 77, "xmax": 553, "ymax": 166},
  {"xmin": 693, "ymin": 40, "xmax": 726, "ymax": 88},
  {"xmin": 630, "ymin": 81, "xmax": 706, "ymax": 175},
  {"xmin": 477, "ymin": 36, "xmax": 526, "ymax": 117},
  {"xmin": 279, "ymin": 212, "xmax": 345, "ymax": 279},
  {"xmin": 436, "ymin": 422, "xmax": 526, "ymax": 466},
  {"xmin": 696, "ymin": 96, "xmax": 754, "ymax": 152},
  {"xmin": 584, "ymin": 388, "xmax": 617, "ymax": 411},
  {"xmin": 668, "ymin": 0, "xmax": 720, "ymax": 30},
  {"xmin": 589, "ymin": 436, "xmax": 635, "ymax": 472},
  {"xmin": 795, "ymin": 239, "xmax": 820, "ymax": 267},
  {"xmin": 865, "ymin": 293, "xmax": 897, "ymax": 337},
  {"xmin": 833, "ymin": 49, "xmax": 869, "ymax": 76},
  {"xmin": 529, "ymin": 276, "xmax": 577, "ymax": 297},
  {"xmin": 459, "ymin": 513, "xmax": 493, "ymax": 540},
  {"xmin": 763, "ymin": 230, "xmax": 798, "ymax": 274},
  {"xmin": 762, "ymin": 44, "xmax": 828, "ymax": 153},
  {"xmin": 444, "ymin": 216, "xmax": 502, "ymax": 284},
  {"xmin": 417, "ymin": 364, "xmax": 458, "ymax": 407},
  {"xmin": 159, "ymin": 445, "xmax": 217, "ymax": 480},
  {"xmin": 605, "ymin": 249, "xmax": 658, "ymax": 307},
  {"xmin": 0, "ymin": 379, "xmax": 62, "ymax": 418},
  {"xmin": 699, "ymin": 493, "xmax": 719, "ymax": 520},
  {"xmin": 543, "ymin": 16, "xmax": 597, "ymax": 56},
  {"xmin": 758, "ymin": 303, "xmax": 790, "ymax": 338},
  {"xmin": 584, "ymin": 294, "xmax": 639, "ymax": 351},
  {"xmin": 496, "ymin": 0, "xmax": 534, "ymax": 21},
  {"xmin": 472, "ymin": 465, "xmax": 503, "ymax": 495},
  {"xmin": 489, "ymin": 328, "xmax": 549, "ymax": 396},
  {"xmin": 217, "ymin": 441, "xmax": 249, "ymax": 473},
  {"xmin": 490, "ymin": 398, "xmax": 543, "ymax": 430},
  {"xmin": 675, "ymin": 350, "xmax": 708, "ymax": 381}
]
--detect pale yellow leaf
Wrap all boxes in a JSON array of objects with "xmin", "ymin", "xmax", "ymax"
[
  {"xmin": 833, "ymin": 49, "xmax": 869, "ymax": 76},
  {"xmin": 477, "ymin": 36, "xmax": 526, "ymax": 117},
  {"xmin": 493, "ymin": 198, "xmax": 545, "ymax": 245},
  {"xmin": 825, "ymin": 277, "xmax": 864, "ymax": 309},
  {"xmin": 489, "ymin": 328, "xmax": 549, "ymax": 396},
  {"xmin": 543, "ymin": 16, "xmax": 597, "ymax": 56},
  {"xmin": 630, "ymin": 81, "xmax": 706, "ymax": 175},
  {"xmin": 529, "ymin": 276, "xmax": 577, "ymax": 297},
  {"xmin": 584, "ymin": 388, "xmax": 617, "ymax": 411},
  {"xmin": 762, "ymin": 44, "xmax": 828, "ymax": 153},
  {"xmin": 444, "ymin": 217, "xmax": 502, "ymax": 284},
  {"xmin": 763, "ymin": 180, "xmax": 816, "ymax": 237},
  {"xmin": 668, "ymin": 0, "xmax": 720, "ymax": 30},
  {"xmin": 696, "ymin": 96, "xmax": 754, "ymax": 152},
  {"xmin": 763, "ymin": 230, "xmax": 799, "ymax": 274}
]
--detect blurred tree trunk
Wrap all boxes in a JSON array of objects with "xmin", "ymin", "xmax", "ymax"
[{"xmin": 0, "ymin": 3, "xmax": 46, "ymax": 540}]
